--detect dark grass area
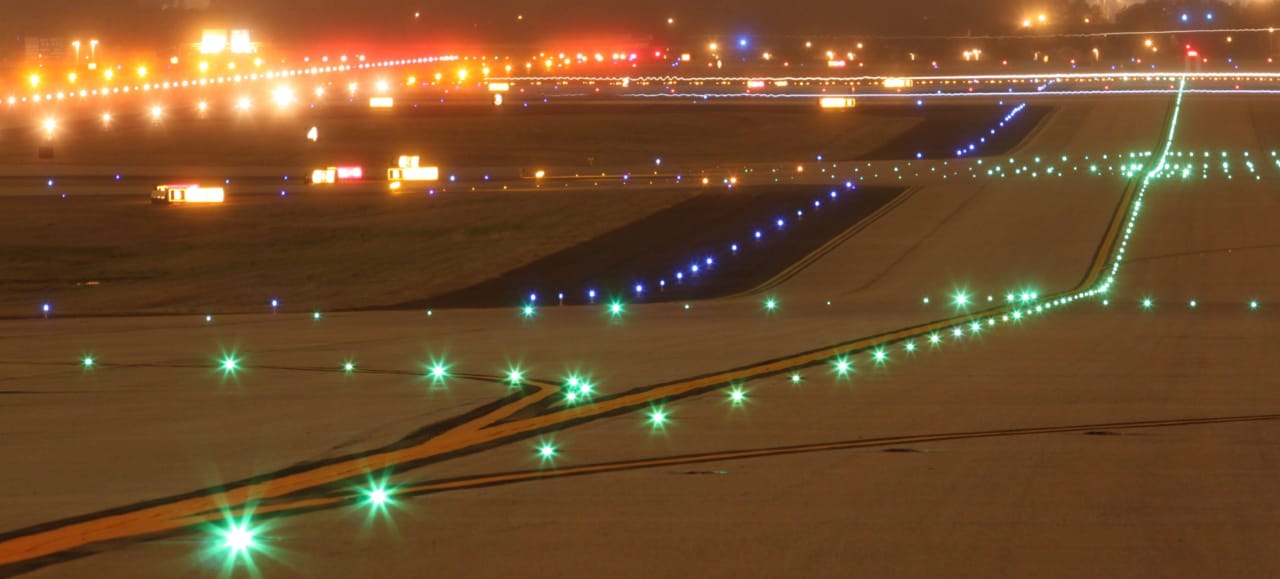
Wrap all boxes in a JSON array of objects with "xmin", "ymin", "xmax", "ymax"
[
  {"xmin": 859, "ymin": 103, "xmax": 1051, "ymax": 160},
  {"xmin": 415, "ymin": 186, "xmax": 903, "ymax": 309}
]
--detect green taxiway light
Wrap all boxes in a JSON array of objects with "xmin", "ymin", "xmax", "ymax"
[
  {"xmin": 904, "ymin": 341, "xmax": 917, "ymax": 353},
  {"xmin": 764, "ymin": 297, "xmax": 779, "ymax": 312},
  {"xmin": 727, "ymin": 385, "xmax": 748, "ymax": 405},
  {"xmin": 365, "ymin": 483, "xmax": 393, "ymax": 508},
  {"xmin": 608, "ymin": 301, "xmax": 625, "ymax": 317},
  {"xmin": 648, "ymin": 406, "xmax": 669, "ymax": 429},
  {"xmin": 427, "ymin": 360, "xmax": 449, "ymax": 383},
  {"xmin": 951, "ymin": 327, "xmax": 964, "ymax": 338},
  {"xmin": 789, "ymin": 372, "xmax": 803, "ymax": 385},
  {"xmin": 1142, "ymin": 297, "xmax": 1154, "ymax": 310},
  {"xmin": 507, "ymin": 368, "xmax": 524, "ymax": 386},
  {"xmin": 521, "ymin": 305, "xmax": 536, "ymax": 318},
  {"xmin": 536, "ymin": 441, "xmax": 558, "ymax": 462},
  {"xmin": 343, "ymin": 361, "xmax": 356, "ymax": 373},
  {"xmin": 832, "ymin": 356, "xmax": 853, "ymax": 377},
  {"xmin": 928, "ymin": 333, "xmax": 942, "ymax": 345},
  {"xmin": 82, "ymin": 356, "xmax": 95, "ymax": 368},
  {"xmin": 313, "ymin": 311, "xmax": 322, "ymax": 320},
  {"xmin": 1250, "ymin": 300, "xmax": 1260, "ymax": 310},
  {"xmin": 1189, "ymin": 299, "xmax": 1197, "ymax": 309},
  {"xmin": 220, "ymin": 356, "xmax": 240, "ymax": 374},
  {"xmin": 953, "ymin": 291, "xmax": 971, "ymax": 308},
  {"xmin": 220, "ymin": 522, "xmax": 257, "ymax": 556},
  {"xmin": 871, "ymin": 348, "xmax": 888, "ymax": 365}
]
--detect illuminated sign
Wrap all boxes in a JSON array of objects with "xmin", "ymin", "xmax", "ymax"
[
  {"xmin": 199, "ymin": 30, "xmax": 228, "ymax": 55},
  {"xmin": 152, "ymin": 184, "xmax": 225, "ymax": 204},
  {"xmin": 488, "ymin": 82, "xmax": 510, "ymax": 92},
  {"xmin": 311, "ymin": 166, "xmax": 364, "ymax": 184},
  {"xmin": 229, "ymin": 30, "xmax": 254, "ymax": 54},
  {"xmin": 883, "ymin": 78, "xmax": 914, "ymax": 89},
  {"xmin": 819, "ymin": 97, "xmax": 856, "ymax": 109},
  {"xmin": 370, "ymin": 97, "xmax": 394, "ymax": 108},
  {"xmin": 312, "ymin": 168, "xmax": 335, "ymax": 184},
  {"xmin": 747, "ymin": 80, "xmax": 766, "ymax": 89},
  {"xmin": 388, "ymin": 167, "xmax": 440, "ymax": 181}
]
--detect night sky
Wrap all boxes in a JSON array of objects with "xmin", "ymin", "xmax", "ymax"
[
  {"xmin": 0, "ymin": 0, "xmax": 1257, "ymax": 55},
  {"xmin": 3, "ymin": 0, "xmax": 1066, "ymax": 46}
]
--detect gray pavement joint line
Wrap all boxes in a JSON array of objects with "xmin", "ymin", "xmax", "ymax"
[
  {"xmin": 733, "ymin": 187, "xmax": 921, "ymax": 297},
  {"xmin": 0, "ymin": 83, "xmax": 1189, "ymax": 572},
  {"xmin": 391, "ymin": 413, "xmax": 1280, "ymax": 496}
]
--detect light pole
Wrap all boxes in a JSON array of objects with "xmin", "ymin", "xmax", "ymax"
[
  {"xmin": 90, "ymin": 40, "xmax": 98, "ymax": 63},
  {"xmin": 72, "ymin": 40, "xmax": 81, "ymax": 66}
]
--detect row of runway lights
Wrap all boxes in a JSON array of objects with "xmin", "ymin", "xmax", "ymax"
[
  {"xmin": 31, "ymin": 146, "xmax": 1273, "ymax": 320},
  {"xmin": 510, "ymin": 94, "xmax": 1040, "ymax": 308},
  {"xmin": 81, "ymin": 289, "xmax": 1071, "ymax": 565},
  {"xmin": 73, "ymin": 77, "xmax": 1239, "ymax": 566},
  {"xmin": 79, "ymin": 86, "xmax": 1259, "ymax": 562},
  {"xmin": 4, "ymin": 55, "xmax": 465, "ymax": 107},
  {"xmin": 97, "ymin": 292, "xmax": 1271, "ymax": 565}
]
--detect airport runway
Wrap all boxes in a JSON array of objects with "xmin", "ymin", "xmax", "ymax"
[{"xmin": 3, "ymin": 80, "xmax": 1280, "ymax": 577}]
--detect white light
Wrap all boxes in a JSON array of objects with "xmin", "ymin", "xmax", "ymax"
[{"xmin": 272, "ymin": 86, "xmax": 296, "ymax": 108}]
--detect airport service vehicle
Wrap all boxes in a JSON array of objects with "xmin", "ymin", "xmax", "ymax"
[{"xmin": 151, "ymin": 184, "xmax": 225, "ymax": 204}]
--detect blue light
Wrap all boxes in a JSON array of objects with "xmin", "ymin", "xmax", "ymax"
[
  {"xmin": 635, "ymin": 284, "xmax": 644, "ymax": 294},
  {"xmin": 1206, "ymin": 12, "xmax": 1214, "ymax": 20},
  {"xmin": 738, "ymin": 37, "xmax": 749, "ymax": 48},
  {"xmin": 1181, "ymin": 13, "xmax": 1190, "ymax": 22},
  {"xmin": 270, "ymin": 299, "xmax": 279, "ymax": 308},
  {"xmin": 529, "ymin": 293, "xmax": 538, "ymax": 303},
  {"xmin": 588, "ymin": 289, "xmax": 597, "ymax": 299},
  {"xmin": 754, "ymin": 230, "xmax": 763, "ymax": 239},
  {"xmin": 731, "ymin": 244, "xmax": 739, "ymax": 253}
]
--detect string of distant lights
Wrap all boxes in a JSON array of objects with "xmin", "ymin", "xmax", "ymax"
[
  {"xmin": 1, "ymin": 54, "xmax": 469, "ymax": 107},
  {"xmin": 4, "ymin": 76, "xmax": 1271, "ymax": 575},
  {"xmin": 513, "ymin": 95, "xmax": 1035, "ymax": 310},
  {"xmin": 766, "ymin": 26, "xmax": 1280, "ymax": 42},
  {"xmin": 497, "ymin": 72, "xmax": 1280, "ymax": 83}
]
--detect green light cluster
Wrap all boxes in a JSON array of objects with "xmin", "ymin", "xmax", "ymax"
[{"xmin": 563, "ymin": 373, "xmax": 596, "ymax": 404}]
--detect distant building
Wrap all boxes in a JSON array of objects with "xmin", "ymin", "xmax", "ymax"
[
  {"xmin": 155, "ymin": 0, "xmax": 212, "ymax": 9},
  {"xmin": 24, "ymin": 37, "xmax": 69, "ymax": 65}
]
